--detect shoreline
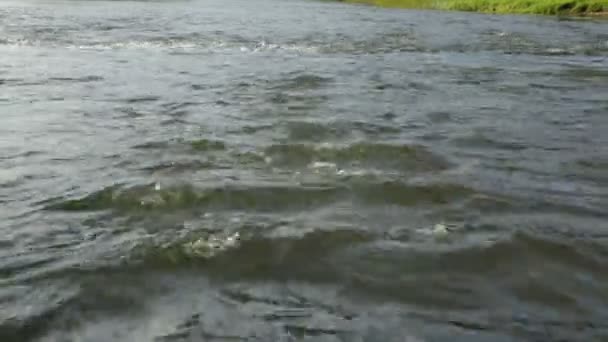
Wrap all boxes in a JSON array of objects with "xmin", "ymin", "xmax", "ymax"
[{"xmin": 341, "ymin": 0, "xmax": 608, "ymax": 17}]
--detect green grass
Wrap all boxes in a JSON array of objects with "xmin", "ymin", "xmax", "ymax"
[
  {"xmin": 442, "ymin": 0, "xmax": 608, "ymax": 15},
  {"xmin": 344, "ymin": 0, "xmax": 608, "ymax": 15}
]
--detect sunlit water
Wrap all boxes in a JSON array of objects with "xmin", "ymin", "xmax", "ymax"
[{"xmin": 1, "ymin": 0, "xmax": 608, "ymax": 341}]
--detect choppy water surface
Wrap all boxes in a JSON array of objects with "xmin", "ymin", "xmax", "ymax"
[{"xmin": 1, "ymin": 0, "xmax": 608, "ymax": 341}]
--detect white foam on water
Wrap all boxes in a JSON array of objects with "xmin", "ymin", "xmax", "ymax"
[{"xmin": 182, "ymin": 232, "xmax": 241, "ymax": 259}]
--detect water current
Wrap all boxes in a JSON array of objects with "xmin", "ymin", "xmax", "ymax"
[{"xmin": 1, "ymin": 0, "xmax": 608, "ymax": 341}]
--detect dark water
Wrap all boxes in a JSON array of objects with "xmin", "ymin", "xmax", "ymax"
[{"xmin": 1, "ymin": 0, "xmax": 608, "ymax": 340}]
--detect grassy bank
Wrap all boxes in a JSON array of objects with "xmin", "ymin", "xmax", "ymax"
[{"xmin": 345, "ymin": 0, "xmax": 608, "ymax": 15}]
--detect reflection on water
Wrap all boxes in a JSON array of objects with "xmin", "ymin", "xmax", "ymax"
[{"xmin": 1, "ymin": 0, "xmax": 608, "ymax": 341}]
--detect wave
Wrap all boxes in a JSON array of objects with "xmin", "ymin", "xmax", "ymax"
[
  {"xmin": 0, "ymin": 36, "xmax": 321, "ymax": 55},
  {"xmin": 264, "ymin": 142, "xmax": 451, "ymax": 172},
  {"xmin": 450, "ymin": 132, "xmax": 529, "ymax": 151},
  {"xmin": 36, "ymin": 223, "xmax": 607, "ymax": 298},
  {"xmin": 282, "ymin": 120, "xmax": 401, "ymax": 142},
  {"xmin": 3, "ymin": 33, "xmax": 604, "ymax": 57},
  {"xmin": 131, "ymin": 228, "xmax": 374, "ymax": 277},
  {"xmin": 328, "ymin": 229, "xmax": 608, "ymax": 311},
  {"xmin": 43, "ymin": 183, "xmax": 344, "ymax": 213},
  {"xmin": 43, "ymin": 175, "xmax": 480, "ymax": 216},
  {"xmin": 4, "ymin": 218, "xmax": 606, "ymax": 341}
]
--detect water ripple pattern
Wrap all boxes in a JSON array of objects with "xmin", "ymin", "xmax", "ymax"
[{"xmin": 1, "ymin": 0, "xmax": 607, "ymax": 341}]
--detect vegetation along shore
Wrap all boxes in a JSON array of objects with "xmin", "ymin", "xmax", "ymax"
[{"xmin": 343, "ymin": 0, "xmax": 608, "ymax": 16}]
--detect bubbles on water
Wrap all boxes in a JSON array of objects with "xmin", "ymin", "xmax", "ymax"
[
  {"xmin": 414, "ymin": 222, "xmax": 463, "ymax": 241},
  {"xmin": 182, "ymin": 231, "xmax": 241, "ymax": 259},
  {"xmin": 309, "ymin": 161, "xmax": 339, "ymax": 173},
  {"xmin": 431, "ymin": 223, "xmax": 449, "ymax": 237},
  {"xmin": 316, "ymin": 142, "xmax": 335, "ymax": 150}
]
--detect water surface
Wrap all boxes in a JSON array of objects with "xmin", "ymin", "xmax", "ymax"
[{"xmin": 1, "ymin": 0, "xmax": 608, "ymax": 341}]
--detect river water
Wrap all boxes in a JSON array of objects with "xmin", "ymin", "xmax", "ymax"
[{"xmin": 1, "ymin": 0, "xmax": 608, "ymax": 341}]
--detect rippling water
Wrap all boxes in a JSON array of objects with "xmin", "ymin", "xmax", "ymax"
[{"xmin": 1, "ymin": 0, "xmax": 608, "ymax": 341}]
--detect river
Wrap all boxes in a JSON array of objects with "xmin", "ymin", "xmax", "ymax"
[{"xmin": 1, "ymin": 0, "xmax": 608, "ymax": 341}]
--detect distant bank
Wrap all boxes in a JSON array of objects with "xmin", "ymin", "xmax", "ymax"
[{"xmin": 342, "ymin": 0, "xmax": 608, "ymax": 16}]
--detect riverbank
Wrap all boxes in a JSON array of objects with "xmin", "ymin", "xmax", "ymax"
[{"xmin": 344, "ymin": 0, "xmax": 608, "ymax": 16}]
